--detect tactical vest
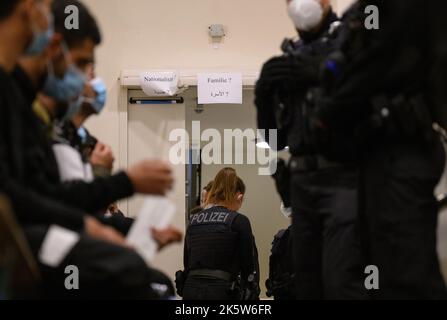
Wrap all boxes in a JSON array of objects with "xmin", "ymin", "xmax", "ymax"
[
  {"xmin": 186, "ymin": 206, "xmax": 240, "ymax": 275},
  {"xmin": 266, "ymin": 226, "xmax": 296, "ymax": 299},
  {"xmin": 284, "ymin": 16, "xmax": 341, "ymax": 157}
]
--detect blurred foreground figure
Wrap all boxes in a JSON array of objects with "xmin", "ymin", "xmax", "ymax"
[
  {"xmin": 256, "ymin": 0, "xmax": 368, "ymax": 299},
  {"xmin": 314, "ymin": 0, "xmax": 447, "ymax": 299},
  {"xmin": 178, "ymin": 168, "xmax": 260, "ymax": 300}
]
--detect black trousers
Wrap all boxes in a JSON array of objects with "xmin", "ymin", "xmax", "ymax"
[
  {"xmin": 182, "ymin": 276, "xmax": 236, "ymax": 300},
  {"xmin": 290, "ymin": 164, "xmax": 369, "ymax": 300},
  {"xmin": 361, "ymin": 141, "xmax": 447, "ymax": 299},
  {"xmin": 23, "ymin": 225, "xmax": 173, "ymax": 299}
]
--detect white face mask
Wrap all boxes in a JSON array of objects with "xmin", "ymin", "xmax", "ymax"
[
  {"xmin": 280, "ymin": 202, "xmax": 292, "ymax": 219},
  {"xmin": 287, "ymin": 0, "xmax": 324, "ymax": 32}
]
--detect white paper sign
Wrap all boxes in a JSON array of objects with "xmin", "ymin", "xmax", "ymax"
[
  {"xmin": 139, "ymin": 71, "xmax": 179, "ymax": 97},
  {"xmin": 197, "ymin": 73, "xmax": 243, "ymax": 104},
  {"xmin": 39, "ymin": 225, "xmax": 80, "ymax": 268},
  {"xmin": 126, "ymin": 196, "xmax": 176, "ymax": 265}
]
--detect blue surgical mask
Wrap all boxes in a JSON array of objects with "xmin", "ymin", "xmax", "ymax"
[
  {"xmin": 26, "ymin": 27, "xmax": 54, "ymax": 56},
  {"xmin": 26, "ymin": 6, "xmax": 54, "ymax": 56},
  {"xmin": 43, "ymin": 45, "xmax": 86, "ymax": 120},
  {"xmin": 82, "ymin": 78, "xmax": 107, "ymax": 114}
]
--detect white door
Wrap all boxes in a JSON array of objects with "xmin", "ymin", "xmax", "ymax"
[{"xmin": 127, "ymin": 89, "xmax": 186, "ymax": 280}]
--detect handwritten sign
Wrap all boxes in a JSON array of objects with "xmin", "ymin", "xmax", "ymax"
[
  {"xmin": 139, "ymin": 71, "xmax": 179, "ymax": 97},
  {"xmin": 197, "ymin": 73, "xmax": 243, "ymax": 104}
]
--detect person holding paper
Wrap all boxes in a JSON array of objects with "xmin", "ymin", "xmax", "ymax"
[
  {"xmin": 188, "ymin": 181, "xmax": 214, "ymax": 220},
  {"xmin": 179, "ymin": 168, "xmax": 260, "ymax": 300},
  {"xmin": 255, "ymin": 0, "xmax": 368, "ymax": 300}
]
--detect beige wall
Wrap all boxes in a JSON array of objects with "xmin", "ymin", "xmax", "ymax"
[
  {"xmin": 85, "ymin": 0, "xmax": 296, "ymax": 155},
  {"xmin": 336, "ymin": 0, "xmax": 356, "ymax": 13}
]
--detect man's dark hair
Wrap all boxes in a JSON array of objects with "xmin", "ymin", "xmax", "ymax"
[
  {"xmin": 53, "ymin": 0, "xmax": 102, "ymax": 48},
  {"xmin": 0, "ymin": 0, "xmax": 20, "ymax": 21}
]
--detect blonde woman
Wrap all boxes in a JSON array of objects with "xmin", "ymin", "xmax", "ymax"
[{"xmin": 180, "ymin": 168, "xmax": 259, "ymax": 300}]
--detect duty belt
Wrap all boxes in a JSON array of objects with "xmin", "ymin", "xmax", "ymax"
[
  {"xmin": 289, "ymin": 155, "xmax": 342, "ymax": 172},
  {"xmin": 188, "ymin": 269, "xmax": 233, "ymax": 282}
]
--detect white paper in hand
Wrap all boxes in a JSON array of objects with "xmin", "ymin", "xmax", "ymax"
[
  {"xmin": 126, "ymin": 196, "xmax": 176, "ymax": 265},
  {"xmin": 39, "ymin": 225, "xmax": 80, "ymax": 268}
]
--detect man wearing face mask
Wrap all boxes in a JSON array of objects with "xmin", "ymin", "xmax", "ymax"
[
  {"xmin": 255, "ymin": 0, "xmax": 367, "ymax": 299},
  {"xmin": 1, "ymin": 0, "xmax": 177, "ymax": 299},
  {"xmin": 28, "ymin": 52, "xmax": 111, "ymax": 181},
  {"xmin": 265, "ymin": 206, "xmax": 295, "ymax": 300}
]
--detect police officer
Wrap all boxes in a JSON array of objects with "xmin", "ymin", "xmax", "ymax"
[
  {"xmin": 266, "ymin": 204, "xmax": 295, "ymax": 300},
  {"xmin": 2, "ymin": 0, "xmax": 179, "ymax": 299},
  {"xmin": 179, "ymin": 168, "xmax": 260, "ymax": 300},
  {"xmin": 315, "ymin": 0, "xmax": 447, "ymax": 299},
  {"xmin": 255, "ymin": 0, "xmax": 368, "ymax": 299}
]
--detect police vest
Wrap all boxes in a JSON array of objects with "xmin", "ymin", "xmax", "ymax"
[{"xmin": 186, "ymin": 206, "xmax": 240, "ymax": 275}]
